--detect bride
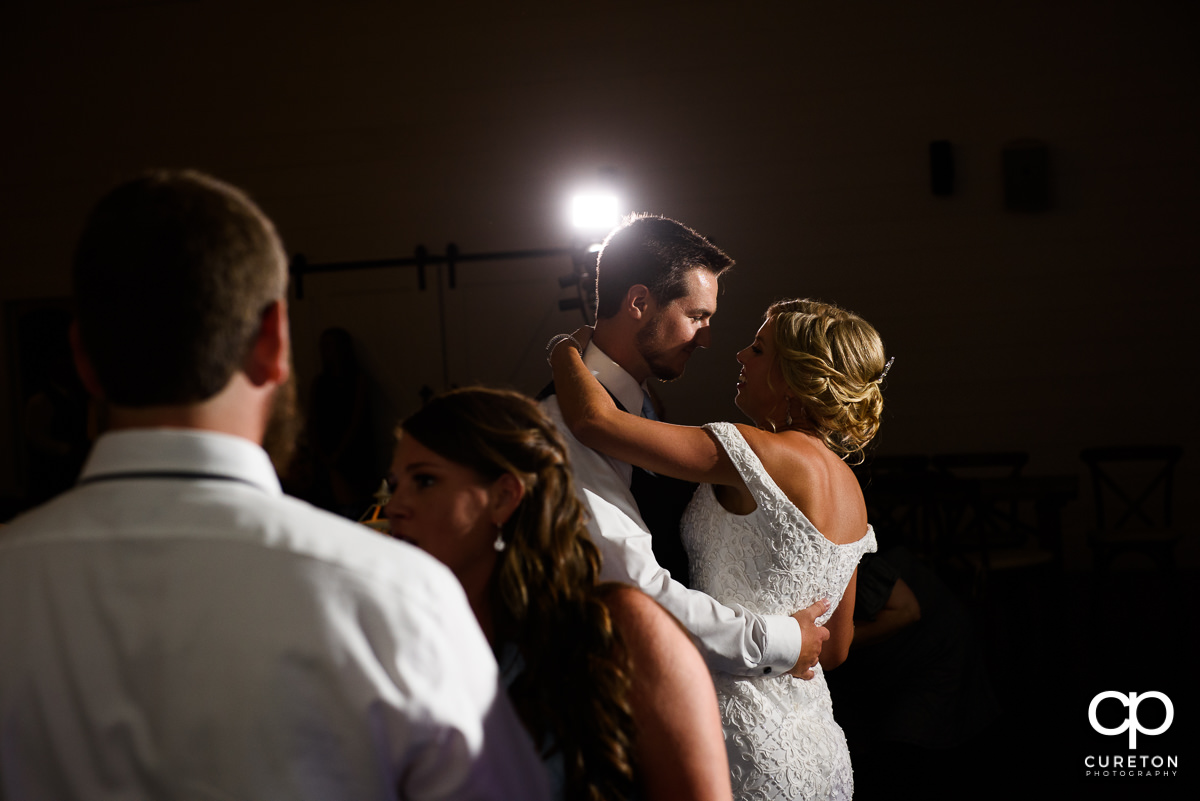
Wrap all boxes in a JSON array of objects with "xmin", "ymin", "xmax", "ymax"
[{"xmin": 550, "ymin": 298, "xmax": 889, "ymax": 801}]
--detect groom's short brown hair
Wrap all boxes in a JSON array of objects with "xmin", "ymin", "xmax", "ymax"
[{"xmin": 593, "ymin": 214, "xmax": 734, "ymax": 319}]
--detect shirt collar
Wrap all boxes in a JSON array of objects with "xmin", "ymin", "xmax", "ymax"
[
  {"xmin": 582, "ymin": 342, "xmax": 647, "ymax": 416},
  {"xmin": 79, "ymin": 428, "xmax": 283, "ymax": 496}
]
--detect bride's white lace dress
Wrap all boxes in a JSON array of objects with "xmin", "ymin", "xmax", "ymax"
[{"xmin": 682, "ymin": 423, "xmax": 877, "ymax": 801}]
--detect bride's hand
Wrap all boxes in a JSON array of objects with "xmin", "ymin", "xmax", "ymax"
[
  {"xmin": 571, "ymin": 325, "xmax": 594, "ymax": 351},
  {"xmin": 548, "ymin": 327, "xmax": 592, "ymax": 368},
  {"xmin": 549, "ymin": 327, "xmax": 594, "ymax": 368}
]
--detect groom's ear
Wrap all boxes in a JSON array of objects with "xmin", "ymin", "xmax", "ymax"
[{"xmin": 625, "ymin": 284, "xmax": 652, "ymax": 320}]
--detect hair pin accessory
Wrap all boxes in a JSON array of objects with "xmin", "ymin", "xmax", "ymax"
[{"xmin": 877, "ymin": 356, "xmax": 895, "ymax": 383}]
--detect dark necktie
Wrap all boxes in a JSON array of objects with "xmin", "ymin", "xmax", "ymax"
[{"xmin": 629, "ymin": 388, "xmax": 695, "ymax": 588}]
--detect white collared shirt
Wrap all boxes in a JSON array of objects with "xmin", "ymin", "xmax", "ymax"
[
  {"xmin": 0, "ymin": 428, "xmax": 549, "ymax": 800},
  {"xmin": 541, "ymin": 345, "xmax": 802, "ymax": 677}
]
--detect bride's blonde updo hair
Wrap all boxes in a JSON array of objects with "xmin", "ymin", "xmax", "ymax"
[{"xmin": 768, "ymin": 298, "xmax": 888, "ymax": 462}]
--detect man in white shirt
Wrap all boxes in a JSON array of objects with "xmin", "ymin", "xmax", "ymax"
[
  {"xmin": 541, "ymin": 214, "xmax": 829, "ymax": 679},
  {"xmin": 0, "ymin": 171, "xmax": 548, "ymax": 800}
]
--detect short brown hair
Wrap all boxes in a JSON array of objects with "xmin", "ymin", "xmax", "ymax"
[
  {"xmin": 73, "ymin": 170, "xmax": 287, "ymax": 406},
  {"xmin": 594, "ymin": 214, "xmax": 734, "ymax": 319}
]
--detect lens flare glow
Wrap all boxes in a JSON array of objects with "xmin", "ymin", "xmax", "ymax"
[{"xmin": 569, "ymin": 193, "xmax": 620, "ymax": 232}]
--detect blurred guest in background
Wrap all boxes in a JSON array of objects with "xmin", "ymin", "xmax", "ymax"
[
  {"xmin": 306, "ymin": 326, "xmax": 379, "ymax": 518},
  {"xmin": 825, "ymin": 545, "xmax": 999, "ymax": 796},
  {"xmin": 18, "ymin": 307, "xmax": 93, "ymax": 509}
]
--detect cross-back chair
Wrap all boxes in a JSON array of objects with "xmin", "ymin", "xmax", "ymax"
[
  {"xmin": 856, "ymin": 454, "xmax": 934, "ymax": 555},
  {"xmin": 929, "ymin": 451, "xmax": 1061, "ymax": 597},
  {"xmin": 1079, "ymin": 445, "xmax": 1183, "ymax": 570}
]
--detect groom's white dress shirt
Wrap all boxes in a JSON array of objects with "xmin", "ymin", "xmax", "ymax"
[
  {"xmin": 0, "ymin": 428, "xmax": 548, "ymax": 801},
  {"xmin": 541, "ymin": 344, "xmax": 802, "ymax": 677}
]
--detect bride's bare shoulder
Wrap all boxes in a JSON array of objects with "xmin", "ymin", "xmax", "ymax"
[
  {"xmin": 740, "ymin": 426, "xmax": 866, "ymax": 544},
  {"xmin": 737, "ymin": 425, "xmax": 825, "ymax": 475}
]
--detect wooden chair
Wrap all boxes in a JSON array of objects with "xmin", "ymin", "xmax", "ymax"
[
  {"xmin": 855, "ymin": 454, "xmax": 935, "ymax": 555},
  {"xmin": 929, "ymin": 452, "xmax": 1059, "ymax": 597},
  {"xmin": 1079, "ymin": 445, "xmax": 1183, "ymax": 570}
]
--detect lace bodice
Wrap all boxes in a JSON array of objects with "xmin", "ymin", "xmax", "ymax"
[
  {"xmin": 683, "ymin": 422, "xmax": 876, "ymax": 622},
  {"xmin": 680, "ymin": 422, "xmax": 876, "ymax": 801}
]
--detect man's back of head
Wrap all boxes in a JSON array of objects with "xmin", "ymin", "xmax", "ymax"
[
  {"xmin": 73, "ymin": 170, "xmax": 287, "ymax": 408},
  {"xmin": 0, "ymin": 172, "xmax": 551, "ymax": 800},
  {"xmin": 593, "ymin": 213, "xmax": 734, "ymax": 320}
]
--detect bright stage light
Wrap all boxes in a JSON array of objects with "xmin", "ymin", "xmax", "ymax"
[{"xmin": 569, "ymin": 192, "xmax": 620, "ymax": 232}]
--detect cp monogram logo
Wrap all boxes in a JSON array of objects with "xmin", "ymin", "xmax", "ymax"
[{"xmin": 1088, "ymin": 691, "xmax": 1174, "ymax": 749}]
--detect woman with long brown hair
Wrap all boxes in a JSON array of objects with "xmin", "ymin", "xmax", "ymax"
[{"xmin": 385, "ymin": 387, "xmax": 730, "ymax": 801}]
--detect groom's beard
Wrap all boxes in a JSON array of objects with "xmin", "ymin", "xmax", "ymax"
[
  {"xmin": 635, "ymin": 312, "xmax": 691, "ymax": 382},
  {"xmin": 263, "ymin": 365, "xmax": 301, "ymax": 476}
]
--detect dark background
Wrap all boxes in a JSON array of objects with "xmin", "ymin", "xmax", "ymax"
[{"xmin": 1, "ymin": 1, "xmax": 1196, "ymax": 797}]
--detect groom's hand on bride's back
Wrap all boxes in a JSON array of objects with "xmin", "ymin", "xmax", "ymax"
[{"xmin": 787, "ymin": 599, "xmax": 831, "ymax": 680}]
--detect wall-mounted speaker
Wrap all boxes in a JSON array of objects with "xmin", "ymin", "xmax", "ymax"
[
  {"xmin": 1003, "ymin": 140, "xmax": 1051, "ymax": 212},
  {"xmin": 930, "ymin": 140, "xmax": 955, "ymax": 196}
]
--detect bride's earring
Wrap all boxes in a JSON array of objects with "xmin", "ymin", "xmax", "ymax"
[
  {"xmin": 767, "ymin": 397, "xmax": 789, "ymax": 433},
  {"xmin": 492, "ymin": 523, "xmax": 507, "ymax": 552}
]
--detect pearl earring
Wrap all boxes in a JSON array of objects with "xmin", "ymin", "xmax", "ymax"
[{"xmin": 493, "ymin": 524, "xmax": 507, "ymax": 552}]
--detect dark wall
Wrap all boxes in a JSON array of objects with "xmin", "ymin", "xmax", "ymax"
[{"xmin": 1, "ymin": 1, "xmax": 1196, "ymax": 564}]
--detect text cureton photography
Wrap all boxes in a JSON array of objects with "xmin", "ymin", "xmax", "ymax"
[{"xmin": 1084, "ymin": 690, "xmax": 1180, "ymax": 781}]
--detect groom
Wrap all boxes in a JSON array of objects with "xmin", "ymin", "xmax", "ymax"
[{"xmin": 541, "ymin": 214, "xmax": 828, "ymax": 679}]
